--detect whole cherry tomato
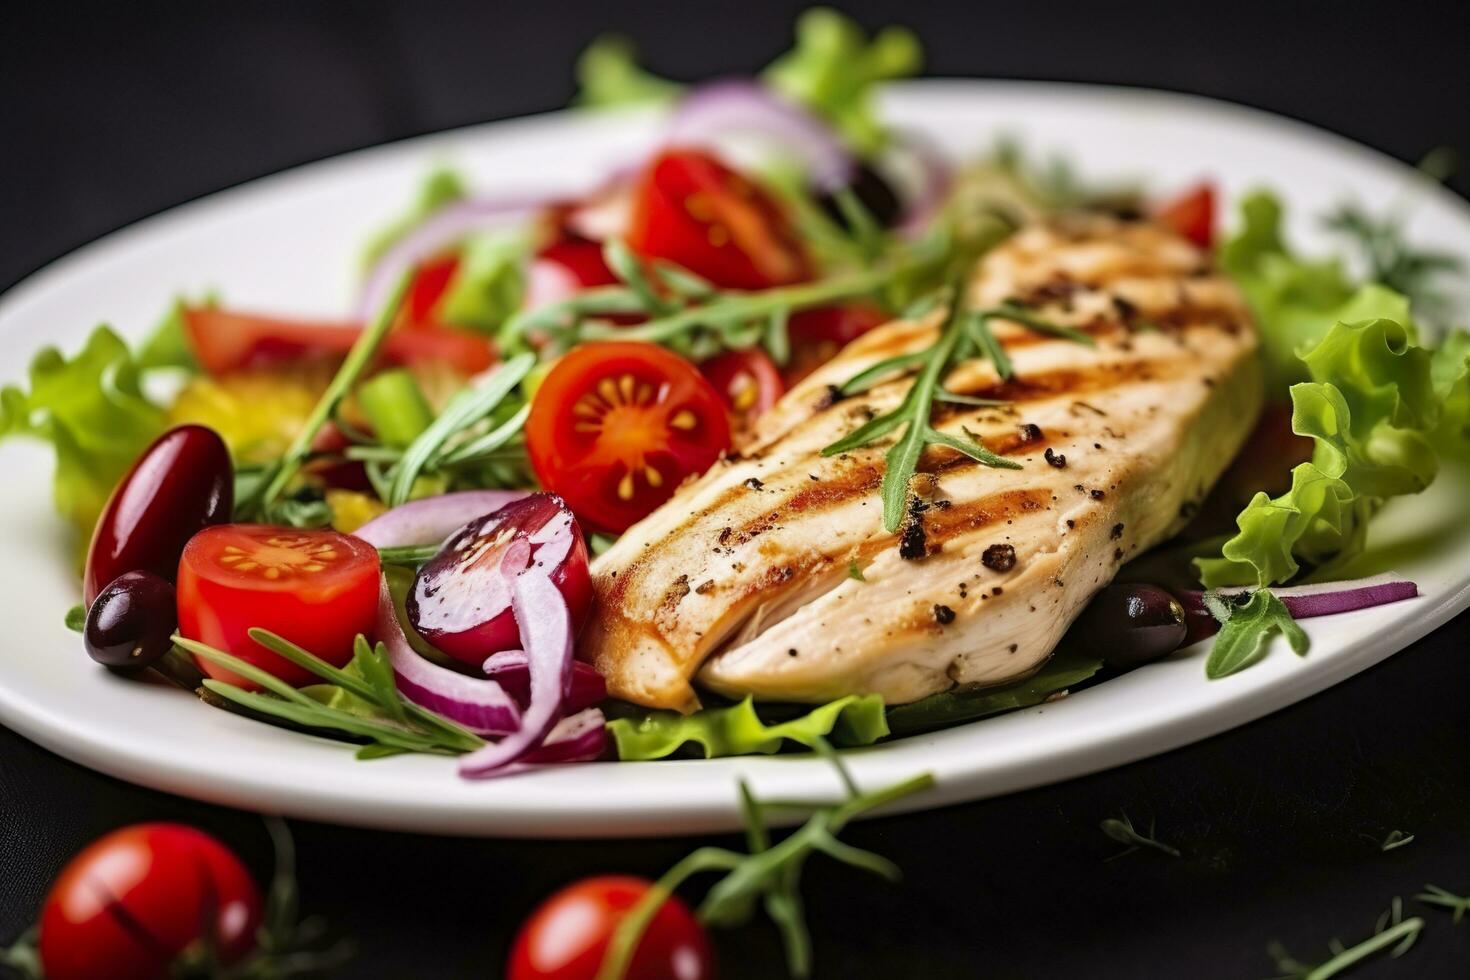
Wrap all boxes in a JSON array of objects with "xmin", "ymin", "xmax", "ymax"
[
  {"xmin": 1155, "ymin": 182, "xmax": 1215, "ymax": 249},
  {"xmin": 526, "ymin": 342, "xmax": 730, "ymax": 534},
  {"xmin": 177, "ymin": 524, "xmax": 381, "ymax": 688},
  {"xmin": 508, "ymin": 875, "xmax": 714, "ymax": 980},
  {"xmin": 784, "ymin": 302, "xmax": 890, "ymax": 384},
  {"xmin": 38, "ymin": 823, "xmax": 261, "ymax": 980}
]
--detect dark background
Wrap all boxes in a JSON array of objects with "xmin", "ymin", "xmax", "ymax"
[{"xmin": 3, "ymin": 1, "xmax": 1469, "ymax": 976}]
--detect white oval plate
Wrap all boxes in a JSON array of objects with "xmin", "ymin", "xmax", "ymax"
[{"xmin": 2, "ymin": 81, "xmax": 1468, "ymax": 838}]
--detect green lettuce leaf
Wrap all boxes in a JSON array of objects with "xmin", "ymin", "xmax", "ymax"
[
  {"xmin": 0, "ymin": 326, "xmax": 166, "ymax": 544},
  {"xmin": 761, "ymin": 8, "xmax": 922, "ymax": 154},
  {"xmin": 439, "ymin": 232, "xmax": 529, "ymax": 333},
  {"xmin": 360, "ymin": 167, "xmax": 466, "ymax": 269},
  {"xmin": 606, "ymin": 694, "xmax": 888, "ymax": 761},
  {"xmin": 1204, "ymin": 589, "xmax": 1309, "ymax": 678},
  {"xmin": 1196, "ymin": 318, "xmax": 1441, "ymax": 587},
  {"xmin": 574, "ymin": 35, "xmax": 683, "ymax": 108},
  {"xmin": 135, "ymin": 297, "xmax": 203, "ymax": 372},
  {"xmin": 1431, "ymin": 328, "xmax": 1470, "ymax": 450},
  {"xmin": 1222, "ymin": 190, "xmax": 1413, "ymax": 390},
  {"xmin": 885, "ymin": 646, "xmax": 1103, "ymax": 736}
]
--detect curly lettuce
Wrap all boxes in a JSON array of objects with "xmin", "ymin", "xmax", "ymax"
[
  {"xmin": 606, "ymin": 694, "xmax": 888, "ymax": 761},
  {"xmin": 1196, "ymin": 317, "xmax": 1442, "ymax": 587},
  {"xmin": 0, "ymin": 326, "xmax": 166, "ymax": 544}
]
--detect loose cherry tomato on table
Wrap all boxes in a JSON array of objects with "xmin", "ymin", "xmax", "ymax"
[
  {"xmin": 181, "ymin": 307, "xmax": 495, "ymax": 376},
  {"xmin": 784, "ymin": 302, "xmax": 890, "ymax": 384},
  {"xmin": 177, "ymin": 524, "xmax": 381, "ymax": 688},
  {"xmin": 627, "ymin": 148, "xmax": 811, "ymax": 290},
  {"xmin": 700, "ymin": 348, "xmax": 786, "ymax": 432},
  {"xmin": 1155, "ymin": 182, "xmax": 1215, "ymax": 250},
  {"xmin": 526, "ymin": 342, "xmax": 731, "ymax": 534},
  {"xmin": 508, "ymin": 875, "xmax": 714, "ymax": 980},
  {"xmin": 38, "ymin": 823, "xmax": 261, "ymax": 980}
]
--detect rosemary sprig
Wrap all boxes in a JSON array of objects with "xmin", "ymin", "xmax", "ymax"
[
  {"xmin": 1416, "ymin": 884, "xmax": 1470, "ymax": 923},
  {"xmin": 1100, "ymin": 811, "xmax": 1180, "ymax": 860},
  {"xmin": 177, "ymin": 630, "xmax": 484, "ymax": 758},
  {"xmin": 821, "ymin": 276, "xmax": 1022, "ymax": 532},
  {"xmin": 596, "ymin": 744, "xmax": 934, "ymax": 980},
  {"xmin": 1380, "ymin": 830, "xmax": 1415, "ymax": 852},
  {"xmin": 244, "ymin": 269, "xmax": 414, "ymax": 517},
  {"xmin": 1269, "ymin": 897, "xmax": 1422, "ymax": 980}
]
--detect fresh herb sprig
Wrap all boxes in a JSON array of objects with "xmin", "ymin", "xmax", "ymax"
[
  {"xmin": 821, "ymin": 275, "xmax": 1025, "ymax": 532},
  {"xmin": 1324, "ymin": 201, "xmax": 1460, "ymax": 323},
  {"xmin": 1100, "ymin": 811, "xmax": 1180, "ymax": 860},
  {"xmin": 1416, "ymin": 884, "xmax": 1470, "ymax": 923},
  {"xmin": 1203, "ymin": 589, "xmax": 1308, "ymax": 679},
  {"xmin": 178, "ymin": 630, "xmax": 484, "ymax": 759},
  {"xmin": 597, "ymin": 743, "xmax": 934, "ymax": 980},
  {"xmin": 1268, "ymin": 897, "xmax": 1422, "ymax": 980}
]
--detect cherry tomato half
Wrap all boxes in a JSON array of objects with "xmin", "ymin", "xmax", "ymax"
[
  {"xmin": 38, "ymin": 823, "xmax": 262, "ymax": 980},
  {"xmin": 784, "ymin": 302, "xmax": 890, "ymax": 384},
  {"xmin": 1155, "ymin": 182, "xmax": 1215, "ymax": 250},
  {"xmin": 508, "ymin": 875, "xmax": 714, "ymax": 980},
  {"xmin": 182, "ymin": 307, "xmax": 495, "ymax": 376},
  {"xmin": 526, "ymin": 343, "xmax": 731, "ymax": 534},
  {"xmin": 177, "ymin": 525, "xmax": 381, "ymax": 688},
  {"xmin": 627, "ymin": 148, "xmax": 811, "ymax": 290},
  {"xmin": 700, "ymin": 348, "xmax": 785, "ymax": 432},
  {"xmin": 404, "ymin": 253, "xmax": 463, "ymax": 324}
]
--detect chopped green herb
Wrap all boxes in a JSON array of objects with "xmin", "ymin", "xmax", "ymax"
[
  {"xmin": 1268, "ymin": 897, "xmax": 1422, "ymax": 979},
  {"xmin": 1205, "ymin": 589, "xmax": 1308, "ymax": 679},
  {"xmin": 1100, "ymin": 811, "xmax": 1180, "ymax": 860},
  {"xmin": 1416, "ymin": 884, "xmax": 1470, "ymax": 923}
]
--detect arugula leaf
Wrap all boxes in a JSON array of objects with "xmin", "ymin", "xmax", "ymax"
[
  {"xmin": 762, "ymin": 8, "xmax": 921, "ymax": 154},
  {"xmin": 1205, "ymin": 590, "xmax": 1308, "ymax": 679},
  {"xmin": 0, "ymin": 326, "xmax": 166, "ymax": 546},
  {"xmin": 605, "ymin": 695, "xmax": 888, "ymax": 761},
  {"xmin": 885, "ymin": 645, "xmax": 1102, "ymax": 735},
  {"xmin": 574, "ymin": 35, "xmax": 683, "ymax": 108},
  {"xmin": 1196, "ymin": 318, "xmax": 1441, "ymax": 587},
  {"xmin": 360, "ymin": 167, "xmax": 466, "ymax": 269}
]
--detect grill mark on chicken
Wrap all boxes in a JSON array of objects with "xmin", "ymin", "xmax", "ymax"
[{"xmin": 585, "ymin": 215, "xmax": 1263, "ymax": 711}]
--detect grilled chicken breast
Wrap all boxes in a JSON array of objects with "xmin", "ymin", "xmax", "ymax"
[{"xmin": 584, "ymin": 215, "xmax": 1263, "ymax": 712}]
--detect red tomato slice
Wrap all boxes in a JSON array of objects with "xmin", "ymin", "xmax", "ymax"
[
  {"xmin": 507, "ymin": 875, "xmax": 714, "ymax": 980},
  {"xmin": 404, "ymin": 253, "xmax": 462, "ymax": 324},
  {"xmin": 177, "ymin": 525, "xmax": 381, "ymax": 688},
  {"xmin": 784, "ymin": 302, "xmax": 890, "ymax": 384},
  {"xmin": 627, "ymin": 148, "xmax": 811, "ymax": 290},
  {"xmin": 701, "ymin": 348, "xmax": 785, "ymax": 431},
  {"xmin": 526, "ymin": 342, "xmax": 731, "ymax": 534},
  {"xmin": 38, "ymin": 823, "xmax": 262, "ymax": 980},
  {"xmin": 1155, "ymin": 182, "xmax": 1215, "ymax": 249},
  {"xmin": 182, "ymin": 307, "xmax": 495, "ymax": 376},
  {"xmin": 538, "ymin": 236, "xmax": 620, "ymax": 289}
]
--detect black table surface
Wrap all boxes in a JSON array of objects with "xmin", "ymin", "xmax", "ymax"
[{"xmin": 4, "ymin": 2, "xmax": 1469, "ymax": 977}]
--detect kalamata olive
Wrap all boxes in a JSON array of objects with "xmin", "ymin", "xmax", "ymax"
[
  {"xmin": 817, "ymin": 163, "xmax": 904, "ymax": 229},
  {"xmin": 84, "ymin": 571, "xmax": 178, "ymax": 670},
  {"xmin": 408, "ymin": 493, "xmax": 591, "ymax": 667},
  {"xmin": 84, "ymin": 425, "xmax": 233, "ymax": 605},
  {"xmin": 1072, "ymin": 583, "xmax": 1187, "ymax": 670}
]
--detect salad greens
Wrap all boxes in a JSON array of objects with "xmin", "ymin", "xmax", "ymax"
[
  {"xmin": 606, "ymin": 694, "xmax": 888, "ymax": 761},
  {"xmin": 885, "ymin": 645, "xmax": 1103, "ymax": 735},
  {"xmin": 359, "ymin": 166, "xmax": 466, "ymax": 268},
  {"xmin": 576, "ymin": 7, "xmax": 921, "ymax": 154},
  {"xmin": 0, "ymin": 326, "xmax": 166, "ymax": 548}
]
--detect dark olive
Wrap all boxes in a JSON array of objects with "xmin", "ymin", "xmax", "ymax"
[
  {"xmin": 84, "ymin": 425, "xmax": 233, "ymax": 605},
  {"xmin": 817, "ymin": 163, "xmax": 904, "ymax": 229},
  {"xmin": 1073, "ymin": 583, "xmax": 1187, "ymax": 670},
  {"xmin": 84, "ymin": 571, "xmax": 178, "ymax": 671}
]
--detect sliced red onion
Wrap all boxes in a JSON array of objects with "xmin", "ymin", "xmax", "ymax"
[
  {"xmin": 352, "ymin": 490, "xmax": 528, "ymax": 549},
  {"xmin": 408, "ymin": 493, "xmax": 592, "ymax": 666},
  {"xmin": 482, "ymin": 650, "xmax": 607, "ymax": 714},
  {"xmin": 458, "ymin": 570, "xmax": 574, "ymax": 778},
  {"xmin": 666, "ymin": 79, "xmax": 855, "ymax": 192},
  {"xmin": 521, "ymin": 707, "xmax": 608, "ymax": 764},
  {"xmin": 375, "ymin": 579, "xmax": 521, "ymax": 735},
  {"xmin": 1178, "ymin": 573, "xmax": 1419, "ymax": 636},
  {"xmin": 524, "ymin": 257, "xmax": 583, "ymax": 311},
  {"xmin": 356, "ymin": 197, "xmax": 550, "ymax": 320},
  {"xmin": 885, "ymin": 129, "xmax": 954, "ymax": 235}
]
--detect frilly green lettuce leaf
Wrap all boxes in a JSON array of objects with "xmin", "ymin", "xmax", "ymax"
[
  {"xmin": 606, "ymin": 694, "xmax": 888, "ymax": 761},
  {"xmin": 1222, "ymin": 190, "xmax": 1414, "ymax": 390},
  {"xmin": 1431, "ymin": 328, "xmax": 1470, "ymax": 450},
  {"xmin": 573, "ymin": 35, "xmax": 683, "ymax": 108},
  {"xmin": 0, "ymin": 326, "xmax": 166, "ymax": 547},
  {"xmin": 1196, "ymin": 318, "xmax": 1440, "ymax": 587}
]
